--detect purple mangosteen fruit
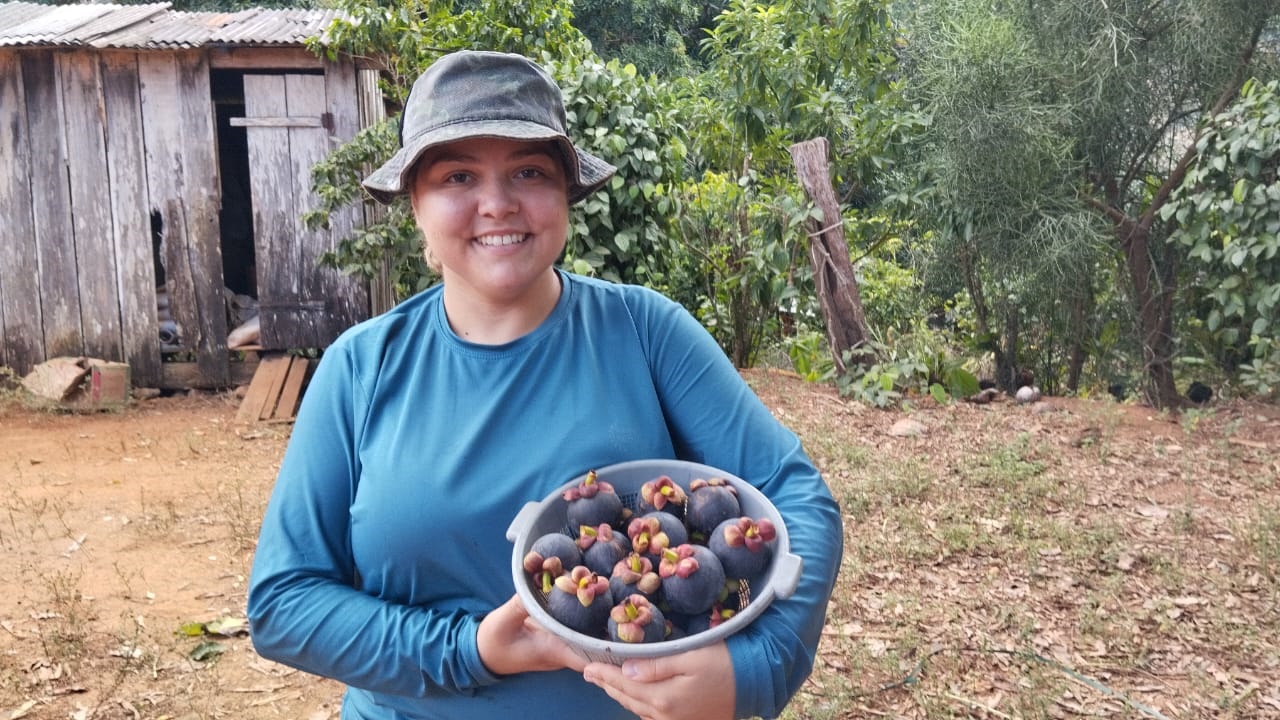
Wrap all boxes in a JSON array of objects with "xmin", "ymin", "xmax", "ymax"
[
  {"xmin": 658, "ymin": 543, "xmax": 727, "ymax": 616},
  {"xmin": 577, "ymin": 523, "xmax": 632, "ymax": 576},
  {"xmin": 626, "ymin": 513, "xmax": 688, "ymax": 565},
  {"xmin": 522, "ymin": 532, "xmax": 583, "ymax": 594},
  {"xmin": 636, "ymin": 475, "xmax": 688, "ymax": 518},
  {"xmin": 609, "ymin": 552, "xmax": 663, "ymax": 605},
  {"xmin": 546, "ymin": 565, "xmax": 613, "ymax": 637},
  {"xmin": 607, "ymin": 595, "xmax": 667, "ymax": 644},
  {"xmin": 684, "ymin": 477, "xmax": 741, "ymax": 540},
  {"xmin": 708, "ymin": 516, "xmax": 776, "ymax": 580},
  {"xmin": 563, "ymin": 469, "xmax": 627, "ymax": 530}
]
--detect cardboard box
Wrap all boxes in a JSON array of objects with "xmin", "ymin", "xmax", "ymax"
[
  {"xmin": 71, "ymin": 360, "xmax": 131, "ymax": 409},
  {"xmin": 21, "ymin": 357, "xmax": 131, "ymax": 410}
]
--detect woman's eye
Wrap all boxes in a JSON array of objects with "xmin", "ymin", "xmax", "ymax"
[
  {"xmin": 516, "ymin": 167, "xmax": 547, "ymax": 179},
  {"xmin": 443, "ymin": 171, "xmax": 471, "ymax": 184}
]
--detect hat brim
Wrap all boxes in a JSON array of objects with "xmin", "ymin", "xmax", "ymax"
[{"xmin": 362, "ymin": 119, "xmax": 616, "ymax": 205}]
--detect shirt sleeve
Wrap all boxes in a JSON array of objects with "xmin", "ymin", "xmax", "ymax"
[
  {"xmin": 245, "ymin": 341, "xmax": 501, "ymax": 698},
  {"xmin": 633, "ymin": 292, "xmax": 844, "ymax": 719}
]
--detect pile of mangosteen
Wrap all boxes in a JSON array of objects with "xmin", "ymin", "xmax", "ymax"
[{"xmin": 521, "ymin": 470, "xmax": 777, "ymax": 645}]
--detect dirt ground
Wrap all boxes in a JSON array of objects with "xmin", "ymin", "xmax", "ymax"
[{"xmin": 2, "ymin": 371, "xmax": 1278, "ymax": 719}]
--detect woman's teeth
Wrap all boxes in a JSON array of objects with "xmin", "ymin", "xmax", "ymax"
[{"xmin": 477, "ymin": 234, "xmax": 526, "ymax": 247}]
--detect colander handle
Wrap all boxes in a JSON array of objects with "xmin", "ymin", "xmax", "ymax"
[
  {"xmin": 507, "ymin": 501, "xmax": 541, "ymax": 543},
  {"xmin": 770, "ymin": 552, "xmax": 804, "ymax": 600}
]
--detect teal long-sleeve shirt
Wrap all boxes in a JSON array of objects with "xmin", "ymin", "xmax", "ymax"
[{"xmin": 247, "ymin": 271, "xmax": 843, "ymax": 720}]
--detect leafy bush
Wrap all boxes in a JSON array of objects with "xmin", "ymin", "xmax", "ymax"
[
  {"xmin": 1166, "ymin": 77, "xmax": 1280, "ymax": 388},
  {"xmin": 665, "ymin": 170, "xmax": 814, "ymax": 367},
  {"xmin": 836, "ymin": 320, "xmax": 978, "ymax": 407}
]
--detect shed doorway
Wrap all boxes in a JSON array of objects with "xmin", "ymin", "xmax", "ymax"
[{"xmin": 224, "ymin": 67, "xmax": 368, "ymax": 352}]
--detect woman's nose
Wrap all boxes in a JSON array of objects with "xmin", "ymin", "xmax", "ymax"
[{"xmin": 477, "ymin": 178, "xmax": 519, "ymax": 216}]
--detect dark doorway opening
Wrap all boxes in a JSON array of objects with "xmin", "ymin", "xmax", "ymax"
[{"xmin": 212, "ymin": 70, "xmax": 256, "ymax": 300}]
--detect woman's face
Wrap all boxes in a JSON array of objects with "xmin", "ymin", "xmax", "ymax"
[{"xmin": 409, "ymin": 136, "xmax": 570, "ymax": 307}]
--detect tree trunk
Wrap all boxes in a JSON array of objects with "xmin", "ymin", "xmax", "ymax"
[
  {"xmin": 1119, "ymin": 221, "xmax": 1183, "ymax": 407},
  {"xmin": 788, "ymin": 138, "xmax": 871, "ymax": 374},
  {"xmin": 1064, "ymin": 285, "xmax": 1090, "ymax": 394}
]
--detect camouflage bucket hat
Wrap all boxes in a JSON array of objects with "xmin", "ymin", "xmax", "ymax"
[{"xmin": 362, "ymin": 50, "xmax": 616, "ymax": 205}]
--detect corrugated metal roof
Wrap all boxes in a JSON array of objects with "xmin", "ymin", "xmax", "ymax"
[{"xmin": 0, "ymin": 2, "xmax": 345, "ymax": 49}]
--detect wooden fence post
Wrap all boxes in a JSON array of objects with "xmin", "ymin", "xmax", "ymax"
[{"xmin": 788, "ymin": 137, "xmax": 871, "ymax": 374}]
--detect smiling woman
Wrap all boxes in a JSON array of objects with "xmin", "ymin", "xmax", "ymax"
[
  {"xmin": 246, "ymin": 50, "xmax": 843, "ymax": 720},
  {"xmin": 408, "ymin": 137, "xmax": 571, "ymax": 343}
]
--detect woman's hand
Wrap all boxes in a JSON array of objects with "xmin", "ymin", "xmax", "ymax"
[
  {"xmin": 582, "ymin": 642, "xmax": 735, "ymax": 720},
  {"xmin": 477, "ymin": 595, "xmax": 588, "ymax": 675}
]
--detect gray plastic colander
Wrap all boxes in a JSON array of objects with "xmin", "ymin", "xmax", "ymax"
[{"xmin": 506, "ymin": 459, "xmax": 804, "ymax": 665}]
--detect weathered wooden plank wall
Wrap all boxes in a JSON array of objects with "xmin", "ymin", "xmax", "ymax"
[
  {"xmin": 322, "ymin": 60, "xmax": 369, "ymax": 330},
  {"xmin": 0, "ymin": 51, "xmax": 44, "ymax": 373},
  {"xmin": 24, "ymin": 51, "xmax": 83, "ymax": 359},
  {"xmin": 139, "ymin": 51, "xmax": 228, "ymax": 387},
  {"xmin": 243, "ymin": 73, "xmax": 297, "ymax": 348},
  {"xmin": 60, "ymin": 52, "xmax": 124, "ymax": 362},
  {"xmin": 356, "ymin": 66, "xmax": 394, "ymax": 316},
  {"xmin": 245, "ymin": 68, "xmax": 366, "ymax": 350},
  {"xmin": 285, "ymin": 73, "xmax": 327, "ymax": 347},
  {"xmin": 2, "ymin": 42, "xmax": 372, "ymax": 389},
  {"xmin": 2, "ymin": 50, "xmax": 166, "ymax": 386},
  {"xmin": 175, "ymin": 53, "xmax": 229, "ymax": 386},
  {"xmin": 102, "ymin": 51, "xmax": 162, "ymax": 385}
]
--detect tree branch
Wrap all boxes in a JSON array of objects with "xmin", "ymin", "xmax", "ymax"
[
  {"xmin": 1136, "ymin": 21, "xmax": 1265, "ymax": 233},
  {"xmin": 1082, "ymin": 191, "xmax": 1133, "ymax": 232}
]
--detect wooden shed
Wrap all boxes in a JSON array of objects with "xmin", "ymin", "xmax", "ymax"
[{"xmin": 0, "ymin": 2, "xmax": 385, "ymax": 390}]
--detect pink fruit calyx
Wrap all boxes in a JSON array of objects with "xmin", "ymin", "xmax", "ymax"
[
  {"xmin": 576, "ymin": 523, "xmax": 617, "ymax": 550},
  {"xmin": 563, "ymin": 469, "xmax": 615, "ymax": 501},
  {"xmin": 689, "ymin": 477, "xmax": 737, "ymax": 496},
  {"xmin": 609, "ymin": 595, "xmax": 658, "ymax": 643},
  {"xmin": 659, "ymin": 544, "xmax": 700, "ymax": 579},
  {"xmin": 613, "ymin": 553, "xmax": 662, "ymax": 594},
  {"xmin": 626, "ymin": 516, "xmax": 671, "ymax": 555},
  {"xmin": 555, "ymin": 565, "xmax": 610, "ymax": 607},
  {"xmin": 640, "ymin": 475, "xmax": 687, "ymax": 510},
  {"xmin": 523, "ymin": 552, "xmax": 566, "ymax": 594},
  {"xmin": 721, "ymin": 517, "xmax": 776, "ymax": 552}
]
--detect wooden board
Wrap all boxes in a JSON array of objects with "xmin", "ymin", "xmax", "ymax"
[
  {"xmin": 60, "ymin": 52, "xmax": 123, "ymax": 362},
  {"xmin": 25, "ymin": 50, "xmax": 83, "ymax": 358},
  {"xmin": 245, "ymin": 70, "xmax": 368, "ymax": 351},
  {"xmin": 235, "ymin": 353, "xmax": 310, "ymax": 423},
  {"xmin": 0, "ymin": 51, "xmax": 45, "ymax": 373},
  {"xmin": 273, "ymin": 355, "xmax": 310, "ymax": 421},
  {"xmin": 101, "ymin": 51, "xmax": 163, "ymax": 388}
]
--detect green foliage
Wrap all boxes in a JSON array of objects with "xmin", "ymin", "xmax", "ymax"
[
  {"xmin": 691, "ymin": 0, "xmax": 908, "ymax": 177},
  {"xmin": 894, "ymin": 0, "xmax": 1280, "ymax": 400},
  {"xmin": 836, "ymin": 320, "xmax": 977, "ymax": 407},
  {"xmin": 1166, "ymin": 77, "xmax": 1280, "ymax": 388},
  {"xmin": 667, "ymin": 170, "xmax": 814, "ymax": 367},
  {"xmin": 783, "ymin": 329, "xmax": 834, "ymax": 382},
  {"xmin": 571, "ymin": 0, "xmax": 702, "ymax": 76},
  {"xmin": 305, "ymin": 120, "xmax": 434, "ymax": 298},
  {"xmin": 671, "ymin": 0, "xmax": 926, "ymax": 377},
  {"xmin": 549, "ymin": 53, "xmax": 689, "ymax": 285},
  {"xmin": 1239, "ymin": 338, "xmax": 1280, "ymax": 400},
  {"xmin": 851, "ymin": 225, "xmax": 927, "ymax": 332}
]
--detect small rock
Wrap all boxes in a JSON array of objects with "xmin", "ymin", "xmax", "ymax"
[
  {"xmin": 1015, "ymin": 385, "xmax": 1042, "ymax": 404},
  {"xmin": 888, "ymin": 418, "xmax": 927, "ymax": 437}
]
